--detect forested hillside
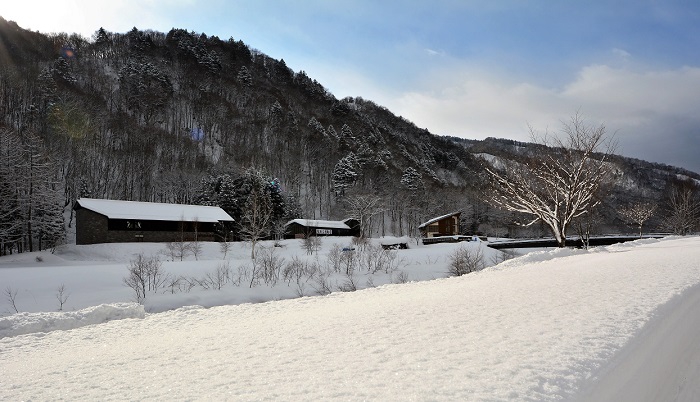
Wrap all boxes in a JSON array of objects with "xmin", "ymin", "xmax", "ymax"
[{"xmin": 0, "ymin": 17, "xmax": 696, "ymax": 253}]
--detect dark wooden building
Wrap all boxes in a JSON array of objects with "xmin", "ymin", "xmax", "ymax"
[
  {"xmin": 419, "ymin": 212, "xmax": 461, "ymax": 238},
  {"xmin": 285, "ymin": 218, "xmax": 360, "ymax": 239},
  {"xmin": 74, "ymin": 198, "xmax": 234, "ymax": 245}
]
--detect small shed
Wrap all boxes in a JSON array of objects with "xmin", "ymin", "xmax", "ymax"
[
  {"xmin": 419, "ymin": 212, "xmax": 461, "ymax": 238},
  {"xmin": 285, "ymin": 218, "xmax": 360, "ymax": 239},
  {"xmin": 74, "ymin": 198, "xmax": 234, "ymax": 245}
]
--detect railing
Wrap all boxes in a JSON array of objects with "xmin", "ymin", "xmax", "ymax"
[{"xmin": 487, "ymin": 234, "xmax": 669, "ymax": 249}]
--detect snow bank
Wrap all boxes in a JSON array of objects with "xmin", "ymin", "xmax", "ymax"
[{"xmin": 0, "ymin": 303, "xmax": 145, "ymax": 338}]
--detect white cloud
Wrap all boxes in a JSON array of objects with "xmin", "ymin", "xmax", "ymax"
[
  {"xmin": 380, "ymin": 64, "xmax": 700, "ymax": 171},
  {"xmin": 424, "ymin": 48, "xmax": 445, "ymax": 56},
  {"xmin": 612, "ymin": 47, "xmax": 631, "ymax": 59}
]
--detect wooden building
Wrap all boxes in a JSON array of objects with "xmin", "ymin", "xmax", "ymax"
[
  {"xmin": 285, "ymin": 218, "xmax": 360, "ymax": 239},
  {"xmin": 419, "ymin": 212, "xmax": 461, "ymax": 238},
  {"xmin": 74, "ymin": 198, "xmax": 234, "ymax": 245}
]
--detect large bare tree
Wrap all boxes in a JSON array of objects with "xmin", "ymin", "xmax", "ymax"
[
  {"xmin": 344, "ymin": 194, "xmax": 383, "ymax": 238},
  {"xmin": 665, "ymin": 181, "xmax": 699, "ymax": 235},
  {"xmin": 485, "ymin": 113, "xmax": 616, "ymax": 247},
  {"xmin": 238, "ymin": 171, "xmax": 275, "ymax": 259}
]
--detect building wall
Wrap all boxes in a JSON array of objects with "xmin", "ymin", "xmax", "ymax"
[
  {"xmin": 76, "ymin": 208, "xmax": 109, "ymax": 245},
  {"xmin": 421, "ymin": 215, "xmax": 460, "ymax": 238},
  {"xmin": 76, "ymin": 208, "xmax": 218, "ymax": 245}
]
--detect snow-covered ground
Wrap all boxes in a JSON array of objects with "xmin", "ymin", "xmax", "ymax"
[
  {"xmin": 1, "ymin": 236, "xmax": 699, "ymax": 400},
  {"xmin": 0, "ymin": 237, "xmax": 496, "ymax": 317}
]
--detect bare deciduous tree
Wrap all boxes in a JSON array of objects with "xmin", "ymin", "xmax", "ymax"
[
  {"xmin": 665, "ymin": 184, "xmax": 699, "ymax": 235},
  {"xmin": 219, "ymin": 241, "xmax": 232, "ymax": 259},
  {"xmin": 619, "ymin": 202, "xmax": 657, "ymax": 237},
  {"xmin": 303, "ymin": 234, "xmax": 322, "ymax": 255},
  {"xmin": 4, "ymin": 285, "xmax": 19, "ymax": 313},
  {"xmin": 344, "ymin": 194, "xmax": 383, "ymax": 238},
  {"xmin": 56, "ymin": 283, "xmax": 70, "ymax": 311},
  {"xmin": 485, "ymin": 113, "xmax": 616, "ymax": 247},
  {"xmin": 239, "ymin": 177, "xmax": 274, "ymax": 259}
]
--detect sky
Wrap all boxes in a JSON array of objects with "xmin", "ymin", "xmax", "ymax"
[{"xmin": 3, "ymin": 0, "xmax": 700, "ymax": 173}]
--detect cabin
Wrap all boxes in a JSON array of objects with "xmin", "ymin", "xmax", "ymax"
[
  {"xmin": 74, "ymin": 198, "xmax": 234, "ymax": 245},
  {"xmin": 285, "ymin": 218, "xmax": 360, "ymax": 239},
  {"xmin": 419, "ymin": 212, "xmax": 461, "ymax": 238}
]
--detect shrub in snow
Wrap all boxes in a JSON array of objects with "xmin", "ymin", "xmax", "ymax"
[
  {"xmin": 358, "ymin": 244, "xmax": 401, "ymax": 274},
  {"xmin": 328, "ymin": 243, "xmax": 356, "ymax": 274},
  {"xmin": 250, "ymin": 247, "xmax": 285, "ymax": 288},
  {"xmin": 448, "ymin": 246, "xmax": 485, "ymax": 277},
  {"xmin": 165, "ymin": 275, "xmax": 190, "ymax": 294},
  {"xmin": 283, "ymin": 256, "xmax": 318, "ymax": 286},
  {"xmin": 123, "ymin": 254, "xmax": 165, "ymax": 303},
  {"xmin": 303, "ymin": 235, "xmax": 322, "ymax": 255},
  {"xmin": 164, "ymin": 241, "xmax": 197, "ymax": 261},
  {"xmin": 327, "ymin": 243, "xmax": 402, "ymax": 276},
  {"xmin": 312, "ymin": 272, "xmax": 333, "ymax": 296},
  {"xmin": 337, "ymin": 272, "xmax": 358, "ymax": 292},
  {"xmin": 201, "ymin": 262, "xmax": 231, "ymax": 290},
  {"xmin": 393, "ymin": 270, "xmax": 410, "ymax": 284}
]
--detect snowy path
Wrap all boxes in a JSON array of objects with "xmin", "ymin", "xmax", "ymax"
[
  {"xmin": 574, "ymin": 281, "xmax": 700, "ymax": 401},
  {"xmin": 1, "ymin": 237, "xmax": 700, "ymax": 401}
]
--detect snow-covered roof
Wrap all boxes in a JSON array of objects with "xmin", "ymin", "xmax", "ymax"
[
  {"xmin": 75, "ymin": 198, "xmax": 233, "ymax": 222},
  {"xmin": 418, "ymin": 211, "xmax": 461, "ymax": 229},
  {"xmin": 286, "ymin": 219, "xmax": 350, "ymax": 230}
]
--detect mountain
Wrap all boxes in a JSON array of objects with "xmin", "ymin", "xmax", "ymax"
[{"xmin": 0, "ymin": 17, "xmax": 696, "ymax": 244}]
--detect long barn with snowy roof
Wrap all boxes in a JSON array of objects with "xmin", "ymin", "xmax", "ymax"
[
  {"xmin": 285, "ymin": 218, "xmax": 360, "ymax": 239},
  {"xmin": 74, "ymin": 198, "xmax": 234, "ymax": 245}
]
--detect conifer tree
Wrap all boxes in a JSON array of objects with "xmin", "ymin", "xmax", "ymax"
[{"xmin": 332, "ymin": 154, "xmax": 358, "ymax": 197}]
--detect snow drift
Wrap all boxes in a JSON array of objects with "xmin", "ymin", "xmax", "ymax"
[{"xmin": 0, "ymin": 303, "xmax": 145, "ymax": 338}]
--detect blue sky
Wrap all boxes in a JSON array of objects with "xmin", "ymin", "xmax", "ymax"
[{"xmin": 4, "ymin": 0, "xmax": 700, "ymax": 173}]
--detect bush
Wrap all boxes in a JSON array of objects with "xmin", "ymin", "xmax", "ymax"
[
  {"xmin": 448, "ymin": 246, "xmax": 485, "ymax": 277},
  {"xmin": 358, "ymin": 244, "xmax": 401, "ymax": 274},
  {"xmin": 283, "ymin": 256, "xmax": 317, "ymax": 286},
  {"xmin": 201, "ymin": 262, "xmax": 231, "ymax": 290},
  {"xmin": 303, "ymin": 235, "xmax": 322, "ymax": 255},
  {"xmin": 250, "ymin": 247, "xmax": 285, "ymax": 287},
  {"xmin": 123, "ymin": 254, "xmax": 165, "ymax": 303},
  {"xmin": 393, "ymin": 271, "xmax": 410, "ymax": 284}
]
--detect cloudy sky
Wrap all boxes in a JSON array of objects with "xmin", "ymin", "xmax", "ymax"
[{"xmin": 4, "ymin": 0, "xmax": 700, "ymax": 172}]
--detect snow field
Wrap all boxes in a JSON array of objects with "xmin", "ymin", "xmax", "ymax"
[
  {"xmin": 1, "ymin": 237, "xmax": 699, "ymax": 400},
  {"xmin": 0, "ymin": 237, "xmax": 495, "ymax": 318}
]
